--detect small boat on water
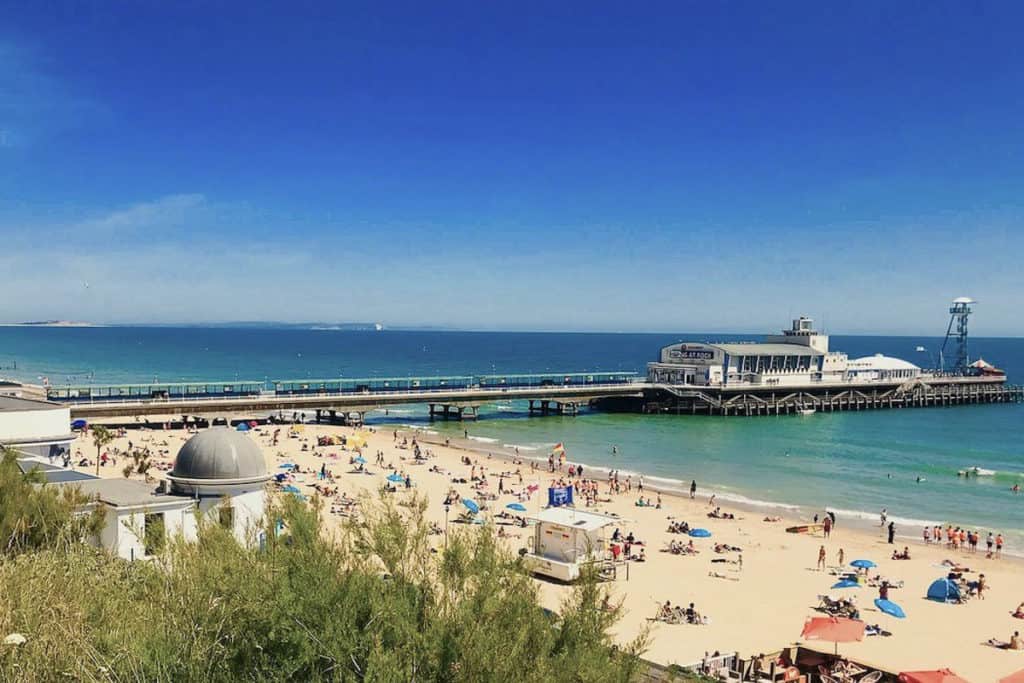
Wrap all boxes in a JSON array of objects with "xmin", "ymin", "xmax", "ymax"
[{"xmin": 797, "ymin": 408, "xmax": 816, "ymax": 416}]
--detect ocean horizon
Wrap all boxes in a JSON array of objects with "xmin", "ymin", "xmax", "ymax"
[{"xmin": 2, "ymin": 325, "xmax": 1021, "ymax": 553}]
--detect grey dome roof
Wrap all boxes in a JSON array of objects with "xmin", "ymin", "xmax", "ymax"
[{"xmin": 168, "ymin": 427, "xmax": 269, "ymax": 486}]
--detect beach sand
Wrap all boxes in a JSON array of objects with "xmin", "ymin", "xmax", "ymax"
[{"xmin": 74, "ymin": 422, "xmax": 1024, "ymax": 682}]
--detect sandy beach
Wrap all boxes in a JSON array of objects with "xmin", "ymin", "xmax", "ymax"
[{"xmin": 73, "ymin": 421, "xmax": 1024, "ymax": 682}]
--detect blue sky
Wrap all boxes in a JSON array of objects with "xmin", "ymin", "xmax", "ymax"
[{"xmin": 1, "ymin": 2, "xmax": 1022, "ymax": 334}]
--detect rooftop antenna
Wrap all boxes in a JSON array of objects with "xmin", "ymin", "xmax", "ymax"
[{"xmin": 940, "ymin": 297, "xmax": 974, "ymax": 374}]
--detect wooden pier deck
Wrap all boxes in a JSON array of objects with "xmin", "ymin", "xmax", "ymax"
[{"xmin": 635, "ymin": 377, "xmax": 1022, "ymax": 416}]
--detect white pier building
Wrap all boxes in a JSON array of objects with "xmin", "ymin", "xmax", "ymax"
[{"xmin": 648, "ymin": 317, "xmax": 921, "ymax": 388}]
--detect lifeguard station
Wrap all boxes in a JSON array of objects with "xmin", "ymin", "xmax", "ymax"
[{"xmin": 524, "ymin": 507, "xmax": 619, "ymax": 582}]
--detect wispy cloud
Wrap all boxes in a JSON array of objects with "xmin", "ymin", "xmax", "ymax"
[
  {"xmin": 0, "ymin": 40, "xmax": 102, "ymax": 149},
  {"xmin": 75, "ymin": 193, "xmax": 207, "ymax": 237}
]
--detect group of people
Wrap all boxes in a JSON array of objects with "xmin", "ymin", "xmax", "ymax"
[
  {"xmin": 656, "ymin": 600, "xmax": 708, "ymax": 625},
  {"xmin": 924, "ymin": 525, "xmax": 1005, "ymax": 558}
]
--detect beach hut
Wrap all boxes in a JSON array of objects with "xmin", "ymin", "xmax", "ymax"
[
  {"xmin": 524, "ymin": 507, "xmax": 618, "ymax": 582},
  {"xmin": 926, "ymin": 578, "xmax": 961, "ymax": 603}
]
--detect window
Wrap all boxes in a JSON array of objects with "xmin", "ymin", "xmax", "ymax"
[
  {"xmin": 144, "ymin": 512, "xmax": 165, "ymax": 556},
  {"xmin": 219, "ymin": 506, "xmax": 235, "ymax": 531}
]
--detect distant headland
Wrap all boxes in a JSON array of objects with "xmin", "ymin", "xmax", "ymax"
[{"xmin": 0, "ymin": 321, "xmax": 102, "ymax": 327}]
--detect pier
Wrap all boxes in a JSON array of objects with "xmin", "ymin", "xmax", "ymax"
[
  {"xmin": 40, "ymin": 373, "xmax": 642, "ymax": 422},
  {"xmin": 25, "ymin": 370, "xmax": 1023, "ymax": 422},
  {"xmin": 619, "ymin": 376, "xmax": 1024, "ymax": 416}
]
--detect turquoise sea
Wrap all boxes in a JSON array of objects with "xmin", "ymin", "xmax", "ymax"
[{"xmin": 1, "ymin": 326, "xmax": 1021, "ymax": 550}]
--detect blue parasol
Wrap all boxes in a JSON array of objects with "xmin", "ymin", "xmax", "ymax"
[
  {"xmin": 462, "ymin": 498, "xmax": 480, "ymax": 514},
  {"xmin": 874, "ymin": 598, "xmax": 906, "ymax": 618},
  {"xmin": 282, "ymin": 484, "xmax": 301, "ymax": 494},
  {"xmin": 354, "ymin": 456, "xmax": 367, "ymax": 464},
  {"xmin": 71, "ymin": 419, "xmax": 88, "ymax": 429},
  {"xmin": 235, "ymin": 422, "xmax": 250, "ymax": 431},
  {"xmin": 850, "ymin": 559, "xmax": 876, "ymax": 569},
  {"xmin": 278, "ymin": 463, "xmax": 295, "ymax": 469},
  {"xmin": 387, "ymin": 473, "xmax": 404, "ymax": 483},
  {"xmin": 831, "ymin": 580, "xmax": 861, "ymax": 589},
  {"xmin": 506, "ymin": 503, "xmax": 528, "ymax": 512},
  {"xmin": 689, "ymin": 528, "xmax": 712, "ymax": 538}
]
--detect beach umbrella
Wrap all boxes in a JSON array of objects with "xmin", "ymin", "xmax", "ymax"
[
  {"xmin": 278, "ymin": 463, "xmax": 295, "ymax": 469},
  {"xmin": 506, "ymin": 502, "xmax": 528, "ymax": 512},
  {"xmin": 462, "ymin": 498, "xmax": 480, "ymax": 514},
  {"xmin": 999, "ymin": 669, "xmax": 1024, "ymax": 683},
  {"xmin": 387, "ymin": 474, "xmax": 404, "ymax": 483},
  {"xmin": 689, "ymin": 528, "xmax": 712, "ymax": 538},
  {"xmin": 354, "ymin": 456, "xmax": 367, "ymax": 464},
  {"xmin": 831, "ymin": 580, "xmax": 861, "ymax": 589},
  {"xmin": 800, "ymin": 615, "xmax": 865, "ymax": 655},
  {"xmin": 874, "ymin": 598, "xmax": 906, "ymax": 619},
  {"xmin": 236, "ymin": 422, "xmax": 250, "ymax": 431},
  {"xmin": 282, "ymin": 484, "xmax": 301, "ymax": 494},
  {"xmin": 850, "ymin": 559, "xmax": 876, "ymax": 569},
  {"xmin": 71, "ymin": 419, "xmax": 88, "ymax": 430},
  {"xmin": 249, "ymin": 420, "xmax": 258, "ymax": 427},
  {"xmin": 898, "ymin": 669, "xmax": 971, "ymax": 683}
]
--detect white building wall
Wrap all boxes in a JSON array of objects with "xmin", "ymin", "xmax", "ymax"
[
  {"xmin": 97, "ymin": 504, "xmax": 197, "ymax": 561},
  {"xmin": 0, "ymin": 406, "xmax": 71, "ymax": 442},
  {"xmin": 196, "ymin": 489, "xmax": 266, "ymax": 546}
]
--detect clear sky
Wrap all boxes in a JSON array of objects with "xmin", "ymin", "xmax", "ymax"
[{"xmin": 1, "ymin": 2, "xmax": 1022, "ymax": 334}]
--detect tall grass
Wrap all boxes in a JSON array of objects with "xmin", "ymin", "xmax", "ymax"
[{"xmin": 0, "ymin": 485, "xmax": 647, "ymax": 682}]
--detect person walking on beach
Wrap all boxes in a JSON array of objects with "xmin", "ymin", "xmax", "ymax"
[
  {"xmin": 690, "ymin": 480, "xmax": 697, "ymax": 499},
  {"xmin": 880, "ymin": 508, "xmax": 887, "ymax": 527},
  {"xmin": 817, "ymin": 545, "xmax": 827, "ymax": 571},
  {"xmin": 822, "ymin": 515, "xmax": 832, "ymax": 538},
  {"xmin": 887, "ymin": 521, "xmax": 896, "ymax": 544},
  {"xmin": 837, "ymin": 548, "xmax": 845, "ymax": 567}
]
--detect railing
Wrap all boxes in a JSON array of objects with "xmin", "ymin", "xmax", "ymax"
[{"xmin": 59, "ymin": 382, "xmax": 643, "ymax": 407}]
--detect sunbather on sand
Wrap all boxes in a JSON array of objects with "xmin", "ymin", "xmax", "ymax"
[{"xmin": 987, "ymin": 631, "xmax": 1023, "ymax": 650}]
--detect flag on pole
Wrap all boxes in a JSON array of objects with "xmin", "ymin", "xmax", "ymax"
[{"xmin": 552, "ymin": 442, "xmax": 565, "ymax": 455}]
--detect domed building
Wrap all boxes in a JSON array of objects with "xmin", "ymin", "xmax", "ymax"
[
  {"xmin": 168, "ymin": 427, "xmax": 271, "ymax": 543},
  {"xmin": 49, "ymin": 426, "xmax": 271, "ymax": 562}
]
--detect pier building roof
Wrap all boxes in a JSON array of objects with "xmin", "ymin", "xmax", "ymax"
[
  {"xmin": 711, "ymin": 343, "xmax": 824, "ymax": 357},
  {"xmin": 847, "ymin": 354, "xmax": 919, "ymax": 371}
]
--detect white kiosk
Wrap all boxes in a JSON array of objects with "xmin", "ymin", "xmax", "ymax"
[{"xmin": 525, "ymin": 507, "xmax": 619, "ymax": 582}]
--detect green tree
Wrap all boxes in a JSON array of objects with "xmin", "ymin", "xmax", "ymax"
[
  {"xmin": 90, "ymin": 424, "xmax": 114, "ymax": 476},
  {"xmin": 0, "ymin": 448, "xmax": 101, "ymax": 556}
]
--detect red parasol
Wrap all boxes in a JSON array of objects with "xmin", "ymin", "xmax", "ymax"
[{"xmin": 800, "ymin": 616, "xmax": 865, "ymax": 654}]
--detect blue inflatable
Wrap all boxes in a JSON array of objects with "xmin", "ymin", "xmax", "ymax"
[{"xmin": 926, "ymin": 577, "xmax": 960, "ymax": 603}]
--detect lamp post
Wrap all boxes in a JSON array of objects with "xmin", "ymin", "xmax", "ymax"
[{"xmin": 444, "ymin": 503, "xmax": 450, "ymax": 549}]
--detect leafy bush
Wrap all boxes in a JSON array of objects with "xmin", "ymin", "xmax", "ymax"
[{"xmin": 0, "ymin": 489, "xmax": 647, "ymax": 681}]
